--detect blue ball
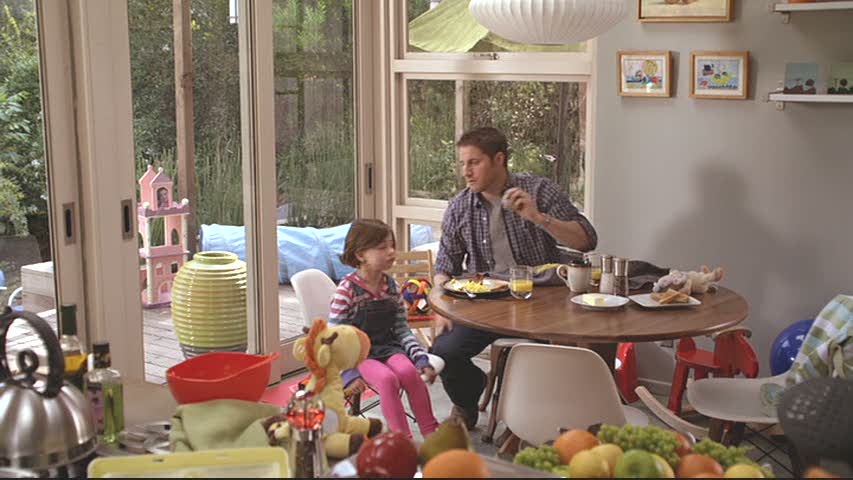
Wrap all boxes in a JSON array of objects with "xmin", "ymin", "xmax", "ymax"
[{"xmin": 769, "ymin": 319, "xmax": 814, "ymax": 375}]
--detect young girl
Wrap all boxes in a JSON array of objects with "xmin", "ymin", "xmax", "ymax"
[{"xmin": 329, "ymin": 219, "xmax": 439, "ymax": 438}]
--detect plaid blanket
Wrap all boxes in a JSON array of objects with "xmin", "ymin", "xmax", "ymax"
[
  {"xmin": 762, "ymin": 294, "xmax": 853, "ymax": 415},
  {"xmin": 786, "ymin": 294, "xmax": 853, "ymax": 386}
]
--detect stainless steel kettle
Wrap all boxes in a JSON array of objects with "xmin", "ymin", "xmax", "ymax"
[{"xmin": 0, "ymin": 307, "xmax": 96, "ymax": 472}]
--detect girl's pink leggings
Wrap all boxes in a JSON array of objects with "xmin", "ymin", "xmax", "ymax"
[{"xmin": 357, "ymin": 353, "xmax": 439, "ymax": 438}]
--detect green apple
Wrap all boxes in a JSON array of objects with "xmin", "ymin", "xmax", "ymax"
[
  {"xmin": 651, "ymin": 453, "xmax": 675, "ymax": 478},
  {"xmin": 568, "ymin": 450, "xmax": 610, "ymax": 478},
  {"xmin": 590, "ymin": 443, "xmax": 624, "ymax": 475},
  {"xmin": 725, "ymin": 463, "xmax": 765, "ymax": 478},
  {"xmin": 613, "ymin": 449, "xmax": 660, "ymax": 478}
]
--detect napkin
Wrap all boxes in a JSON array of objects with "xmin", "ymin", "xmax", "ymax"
[{"xmin": 170, "ymin": 399, "xmax": 282, "ymax": 452}]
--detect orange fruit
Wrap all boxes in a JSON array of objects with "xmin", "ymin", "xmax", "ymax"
[
  {"xmin": 422, "ymin": 449, "xmax": 491, "ymax": 478},
  {"xmin": 677, "ymin": 454, "xmax": 724, "ymax": 478},
  {"xmin": 553, "ymin": 429, "xmax": 600, "ymax": 464},
  {"xmin": 804, "ymin": 466, "xmax": 839, "ymax": 478}
]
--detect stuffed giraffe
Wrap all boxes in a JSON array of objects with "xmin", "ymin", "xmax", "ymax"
[{"xmin": 269, "ymin": 319, "xmax": 382, "ymax": 459}]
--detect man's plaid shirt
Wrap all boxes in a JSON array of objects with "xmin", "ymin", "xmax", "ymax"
[{"xmin": 435, "ymin": 173, "xmax": 597, "ymax": 276}]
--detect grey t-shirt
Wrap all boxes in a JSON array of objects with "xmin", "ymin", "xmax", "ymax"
[{"xmin": 484, "ymin": 198, "xmax": 516, "ymax": 272}]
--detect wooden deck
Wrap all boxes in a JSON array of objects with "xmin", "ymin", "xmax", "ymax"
[{"xmin": 5, "ymin": 284, "xmax": 305, "ymax": 384}]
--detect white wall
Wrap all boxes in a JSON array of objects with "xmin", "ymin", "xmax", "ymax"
[{"xmin": 593, "ymin": 2, "xmax": 853, "ymax": 371}]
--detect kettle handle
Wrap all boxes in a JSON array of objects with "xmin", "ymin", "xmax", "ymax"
[{"xmin": 0, "ymin": 306, "xmax": 66, "ymax": 398}]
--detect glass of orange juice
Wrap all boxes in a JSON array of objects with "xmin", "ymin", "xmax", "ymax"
[
  {"xmin": 586, "ymin": 253, "xmax": 602, "ymax": 287},
  {"xmin": 510, "ymin": 266, "xmax": 534, "ymax": 300}
]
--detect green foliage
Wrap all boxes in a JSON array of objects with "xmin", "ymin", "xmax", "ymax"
[
  {"xmin": 0, "ymin": 2, "xmax": 45, "ymax": 241},
  {"xmin": 408, "ymin": 80, "xmax": 459, "ymax": 200},
  {"xmin": 277, "ymin": 121, "xmax": 355, "ymax": 227},
  {"xmin": 408, "ymin": 79, "xmax": 586, "ymax": 208}
]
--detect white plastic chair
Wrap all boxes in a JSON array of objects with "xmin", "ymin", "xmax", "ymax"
[
  {"xmin": 291, "ymin": 268, "xmax": 337, "ymax": 327},
  {"xmin": 497, "ymin": 344, "xmax": 648, "ymax": 446},
  {"xmin": 289, "ymin": 268, "xmax": 444, "ymax": 379},
  {"xmin": 686, "ymin": 373, "xmax": 787, "ymax": 426}
]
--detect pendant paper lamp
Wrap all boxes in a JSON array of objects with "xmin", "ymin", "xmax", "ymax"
[{"xmin": 469, "ymin": 0, "xmax": 627, "ymax": 45}]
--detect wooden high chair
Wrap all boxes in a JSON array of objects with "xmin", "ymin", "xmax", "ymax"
[{"xmin": 386, "ymin": 250, "xmax": 437, "ymax": 347}]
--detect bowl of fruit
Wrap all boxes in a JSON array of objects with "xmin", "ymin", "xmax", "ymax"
[{"xmin": 512, "ymin": 423, "xmax": 774, "ymax": 478}]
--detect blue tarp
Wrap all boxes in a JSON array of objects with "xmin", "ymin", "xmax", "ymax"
[{"xmin": 200, "ymin": 223, "xmax": 434, "ymax": 284}]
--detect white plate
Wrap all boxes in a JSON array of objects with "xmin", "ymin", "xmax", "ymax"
[
  {"xmin": 630, "ymin": 293, "xmax": 702, "ymax": 309},
  {"xmin": 444, "ymin": 278, "xmax": 510, "ymax": 296},
  {"xmin": 571, "ymin": 293, "xmax": 629, "ymax": 310}
]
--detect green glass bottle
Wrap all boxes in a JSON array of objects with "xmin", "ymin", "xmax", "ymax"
[
  {"xmin": 84, "ymin": 341, "xmax": 125, "ymax": 444},
  {"xmin": 59, "ymin": 304, "xmax": 88, "ymax": 391}
]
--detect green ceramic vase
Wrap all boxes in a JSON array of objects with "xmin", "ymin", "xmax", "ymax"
[{"xmin": 171, "ymin": 251, "xmax": 247, "ymax": 358}]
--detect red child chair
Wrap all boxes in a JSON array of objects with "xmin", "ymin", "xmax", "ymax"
[
  {"xmin": 615, "ymin": 342, "xmax": 640, "ymax": 403},
  {"xmin": 667, "ymin": 327, "xmax": 759, "ymax": 416}
]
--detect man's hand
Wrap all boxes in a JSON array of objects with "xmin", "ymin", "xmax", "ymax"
[
  {"xmin": 420, "ymin": 366, "xmax": 437, "ymax": 384},
  {"xmin": 434, "ymin": 315, "xmax": 453, "ymax": 337},
  {"xmin": 345, "ymin": 378, "xmax": 368, "ymax": 396},
  {"xmin": 503, "ymin": 187, "xmax": 540, "ymax": 223}
]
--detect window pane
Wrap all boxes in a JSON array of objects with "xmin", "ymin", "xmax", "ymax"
[
  {"xmin": 409, "ymin": 223, "xmax": 441, "ymax": 250},
  {"xmin": 1, "ymin": 0, "xmax": 54, "ymax": 371},
  {"xmin": 129, "ymin": 0, "xmax": 246, "ymax": 383},
  {"xmin": 273, "ymin": 0, "xmax": 356, "ymax": 343},
  {"xmin": 407, "ymin": 0, "xmax": 585, "ymax": 53},
  {"xmin": 408, "ymin": 79, "xmax": 587, "ymax": 210}
]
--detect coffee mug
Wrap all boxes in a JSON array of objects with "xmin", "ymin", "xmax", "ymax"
[{"xmin": 557, "ymin": 263, "xmax": 591, "ymax": 293}]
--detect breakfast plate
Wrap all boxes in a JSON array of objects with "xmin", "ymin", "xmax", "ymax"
[
  {"xmin": 570, "ymin": 293, "xmax": 629, "ymax": 311},
  {"xmin": 630, "ymin": 293, "xmax": 702, "ymax": 309},
  {"xmin": 443, "ymin": 278, "xmax": 510, "ymax": 298}
]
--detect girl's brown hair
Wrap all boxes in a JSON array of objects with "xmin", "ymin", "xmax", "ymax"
[{"xmin": 341, "ymin": 219, "xmax": 395, "ymax": 267}]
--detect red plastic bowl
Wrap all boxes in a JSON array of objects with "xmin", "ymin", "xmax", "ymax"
[{"xmin": 166, "ymin": 352, "xmax": 280, "ymax": 404}]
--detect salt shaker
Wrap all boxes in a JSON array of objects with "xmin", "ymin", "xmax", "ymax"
[
  {"xmin": 599, "ymin": 255, "xmax": 615, "ymax": 294},
  {"xmin": 613, "ymin": 257, "xmax": 630, "ymax": 297},
  {"xmin": 285, "ymin": 389, "xmax": 329, "ymax": 478}
]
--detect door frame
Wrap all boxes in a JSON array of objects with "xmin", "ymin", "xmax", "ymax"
[{"xmin": 35, "ymin": 0, "xmax": 87, "ymax": 340}]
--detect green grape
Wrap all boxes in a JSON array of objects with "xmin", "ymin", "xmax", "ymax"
[
  {"xmin": 595, "ymin": 424, "xmax": 682, "ymax": 469},
  {"xmin": 514, "ymin": 445, "xmax": 562, "ymax": 473},
  {"xmin": 551, "ymin": 464, "xmax": 572, "ymax": 478}
]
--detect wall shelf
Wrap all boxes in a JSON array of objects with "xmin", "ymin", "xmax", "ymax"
[
  {"xmin": 768, "ymin": 93, "xmax": 853, "ymax": 110},
  {"xmin": 773, "ymin": 1, "xmax": 853, "ymax": 23}
]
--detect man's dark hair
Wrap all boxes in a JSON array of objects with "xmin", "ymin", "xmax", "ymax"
[{"xmin": 457, "ymin": 127, "xmax": 509, "ymax": 165}]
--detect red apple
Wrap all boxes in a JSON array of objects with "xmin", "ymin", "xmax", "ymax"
[
  {"xmin": 674, "ymin": 431, "xmax": 693, "ymax": 457},
  {"xmin": 356, "ymin": 432, "xmax": 419, "ymax": 478}
]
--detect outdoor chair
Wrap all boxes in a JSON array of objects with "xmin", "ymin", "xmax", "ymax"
[{"xmin": 496, "ymin": 344, "xmax": 648, "ymax": 450}]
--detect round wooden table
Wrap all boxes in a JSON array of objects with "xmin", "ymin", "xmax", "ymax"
[
  {"xmin": 428, "ymin": 285, "xmax": 749, "ymax": 344},
  {"xmin": 429, "ymin": 285, "xmax": 749, "ymax": 448}
]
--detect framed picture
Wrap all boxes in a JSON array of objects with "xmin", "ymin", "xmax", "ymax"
[
  {"xmin": 638, "ymin": 0, "xmax": 733, "ymax": 23},
  {"xmin": 828, "ymin": 63, "xmax": 853, "ymax": 95},
  {"xmin": 617, "ymin": 51, "xmax": 673, "ymax": 97},
  {"xmin": 690, "ymin": 51, "xmax": 749, "ymax": 100},
  {"xmin": 784, "ymin": 63, "xmax": 819, "ymax": 95}
]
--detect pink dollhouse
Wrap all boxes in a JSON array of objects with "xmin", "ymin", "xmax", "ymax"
[{"xmin": 138, "ymin": 165, "xmax": 190, "ymax": 308}]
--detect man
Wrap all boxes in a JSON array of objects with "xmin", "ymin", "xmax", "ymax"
[{"xmin": 431, "ymin": 127, "xmax": 597, "ymax": 429}]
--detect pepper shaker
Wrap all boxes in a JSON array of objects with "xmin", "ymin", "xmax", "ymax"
[
  {"xmin": 613, "ymin": 257, "xmax": 630, "ymax": 297},
  {"xmin": 599, "ymin": 255, "xmax": 615, "ymax": 295}
]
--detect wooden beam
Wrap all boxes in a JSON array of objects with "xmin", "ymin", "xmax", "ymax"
[{"xmin": 174, "ymin": 0, "xmax": 198, "ymax": 254}]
